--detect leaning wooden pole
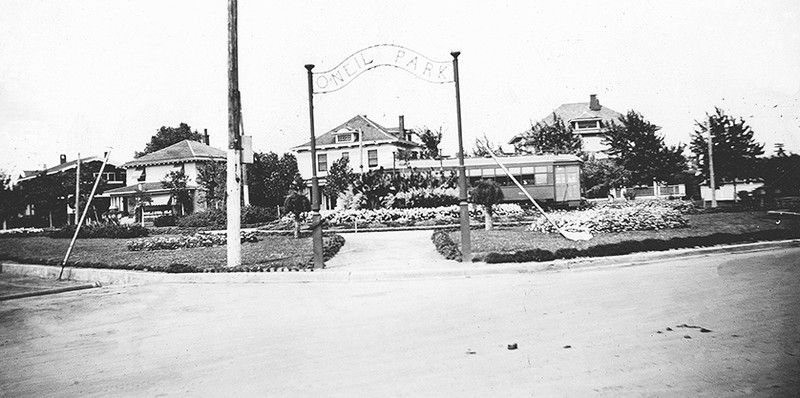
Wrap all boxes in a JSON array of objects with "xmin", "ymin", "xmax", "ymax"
[
  {"xmin": 226, "ymin": 0, "xmax": 242, "ymax": 267},
  {"xmin": 59, "ymin": 151, "xmax": 110, "ymax": 280}
]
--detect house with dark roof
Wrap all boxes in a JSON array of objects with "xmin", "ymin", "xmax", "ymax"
[
  {"xmin": 292, "ymin": 114, "xmax": 424, "ymax": 207},
  {"xmin": 509, "ymin": 94, "xmax": 624, "ymax": 158},
  {"xmin": 12, "ymin": 154, "xmax": 126, "ymax": 226},
  {"xmin": 292, "ymin": 114, "xmax": 425, "ymax": 209},
  {"xmin": 103, "ymin": 139, "xmax": 225, "ymax": 218}
]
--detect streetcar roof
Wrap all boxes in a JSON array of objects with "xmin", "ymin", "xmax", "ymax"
[{"xmin": 406, "ymin": 154, "xmax": 582, "ymax": 169}]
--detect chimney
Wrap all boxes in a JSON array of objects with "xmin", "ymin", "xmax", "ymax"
[
  {"xmin": 203, "ymin": 129, "xmax": 210, "ymax": 145},
  {"xmin": 589, "ymin": 94, "xmax": 601, "ymax": 111},
  {"xmin": 398, "ymin": 115, "xmax": 405, "ymax": 139},
  {"xmin": 60, "ymin": 154, "xmax": 67, "ymax": 164}
]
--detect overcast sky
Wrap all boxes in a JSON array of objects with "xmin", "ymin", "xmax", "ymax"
[{"xmin": 1, "ymin": 0, "xmax": 798, "ymax": 172}]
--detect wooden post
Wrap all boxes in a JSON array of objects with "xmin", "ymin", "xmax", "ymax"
[
  {"xmin": 451, "ymin": 51, "xmax": 471, "ymax": 262},
  {"xmin": 226, "ymin": 0, "xmax": 242, "ymax": 267},
  {"xmin": 75, "ymin": 153, "xmax": 80, "ymax": 225},
  {"xmin": 707, "ymin": 119, "xmax": 717, "ymax": 208}
]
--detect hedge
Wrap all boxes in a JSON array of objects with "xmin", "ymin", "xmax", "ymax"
[
  {"xmin": 480, "ymin": 229, "xmax": 800, "ymax": 264},
  {"xmin": 431, "ymin": 229, "xmax": 462, "ymax": 261},
  {"xmin": 47, "ymin": 224, "xmax": 149, "ymax": 239}
]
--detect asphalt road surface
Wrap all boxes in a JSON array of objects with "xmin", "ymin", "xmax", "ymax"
[{"xmin": 1, "ymin": 247, "xmax": 799, "ymax": 397}]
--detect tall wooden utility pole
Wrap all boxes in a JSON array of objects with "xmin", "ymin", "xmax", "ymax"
[{"xmin": 226, "ymin": 0, "xmax": 242, "ymax": 266}]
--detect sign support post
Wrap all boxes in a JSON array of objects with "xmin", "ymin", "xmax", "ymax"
[
  {"xmin": 305, "ymin": 64, "xmax": 325, "ymax": 269},
  {"xmin": 451, "ymin": 51, "xmax": 471, "ymax": 262}
]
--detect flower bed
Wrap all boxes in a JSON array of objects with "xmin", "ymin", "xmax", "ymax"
[
  {"xmin": 0, "ymin": 227, "xmax": 45, "ymax": 237},
  {"xmin": 320, "ymin": 203, "xmax": 526, "ymax": 228},
  {"xmin": 528, "ymin": 203, "xmax": 689, "ymax": 234},
  {"xmin": 126, "ymin": 231, "xmax": 260, "ymax": 251}
]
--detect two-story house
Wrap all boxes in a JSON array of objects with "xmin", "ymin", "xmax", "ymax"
[
  {"xmin": 292, "ymin": 114, "xmax": 424, "ymax": 209},
  {"xmin": 103, "ymin": 139, "xmax": 226, "ymax": 219},
  {"xmin": 509, "ymin": 94, "xmax": 624, "ymax": 159},
  {"xmin": 13, "ymin": 154, "xmax": 126, "ymax": 227}
]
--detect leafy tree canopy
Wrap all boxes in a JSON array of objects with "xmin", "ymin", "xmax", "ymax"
[
  {"xmin": 581, "ymin": 158, "xmax": 631, "ymax": 198},
  {"xmin": 248, "ymin": 152, "xmax": 303, "ymax": 208},
  {"xmin": 136, "ymin": 123, "xmax": 204, "ymax": 158},
  {"xmin": 413, "ymin": 126, "xmax": 443, "ymax": 159},
  {"xmin": 690, "ymin": 107, "xmax": 764, "ymax": 187},
  {"xmin": 323, "ymin": 157, "xmax": 355, "ymax": 201},
  {"xmin": 517, "ymin": 114, "xmax": 583, "ymax": 156},
  {"xmin": 471, "ymin": 133, "xmax": 503, "ymax": 157},
  {"xmin": 604, "ymin": 110, "xmax": 686, "ymax": 185}
]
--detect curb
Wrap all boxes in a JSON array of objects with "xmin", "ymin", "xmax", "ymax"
[
  {"xmin": 0, "ymin": 282, "xmax": 101, "ymax": 301},
  {"xmin": 2, "ymin": 239, "xmax": 799, "ymax": 285}
]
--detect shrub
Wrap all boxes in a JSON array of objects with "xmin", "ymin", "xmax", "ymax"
[
  {"xmin": 242, "ymin": 205, "xmax": 279, "ymax": 225},
  {"xmin": 48, "ymin": 224, "xmax": 149, "ymax": 239},
  {"xmin": 391, "ymin": 187, "xmax": 459, "ymax": 209},
  {"xmin": 431, "ymin": 230, "xmax": 462, "ymax": 261},
  {"xmin": 307, "ymin": 234, "xmax": 346, "ymax": 266},
  {"xmin": 153, "ymin": 215, "xmax": 177, "ymax": 227},
  {"xmin": 177, "ymin": 209, "xmax": 227, "ymax": 229}
]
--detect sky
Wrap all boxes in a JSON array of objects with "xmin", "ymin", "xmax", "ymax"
[{"xmin": 1, "ymin": 0, "xmax": 799, "ymax": 174}]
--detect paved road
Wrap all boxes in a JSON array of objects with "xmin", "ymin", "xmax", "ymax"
[{"xmin": 1, "ymin": 247, "xmax": 799, "ymax": 397}]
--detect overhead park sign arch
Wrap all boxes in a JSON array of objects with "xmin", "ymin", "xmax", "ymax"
[
  {"xmin": 311, "ymin": 44, "xmax": 454, "ymax": 94},
  {"xmin": 303, "ymin": 44, "xmax": 472, "ymax": 268}
]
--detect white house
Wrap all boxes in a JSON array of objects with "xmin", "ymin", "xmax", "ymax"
[
  {"xmin": 103, "ymin": 139, "xmax": 226, "ymax": 219},
  {"xmin": 509, "ymin": 94, "xmax": 625, "ymax": 159},
  {"xmin": 292, "ymin": 114, "xmax": 424, "ymax": 208}
]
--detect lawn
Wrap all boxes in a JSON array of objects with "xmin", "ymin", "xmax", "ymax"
[
  {"xmin": 0, "ymin": 234, "xmax": 322, "ymax": 271},
  {"xmin": 452, "ymin": 211, "xmax": 800, "ymax": 254}
]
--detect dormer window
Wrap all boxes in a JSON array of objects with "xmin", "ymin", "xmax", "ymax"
[
  {"xmin": 575, "ymin": 120, "xmax": 600, "ymax": 130},
  {"xmin": 335, "ymin": 133, "xmax": 355, "ymax": 143},
  {"xmin": 334, "ymin": 127, "xmax": 357, "ymax": 143}
]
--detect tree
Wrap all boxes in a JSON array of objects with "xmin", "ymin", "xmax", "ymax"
[
  {"xmin": 196, "ymin": 161, "xmax": 226, "ymax": 210},
  {"xmin": 249, "ymin": 152, "xmax": 303, "ymax": 208},
  {"xmin": 413, "ymin": 126, "xmax": 443, "ymax": 159},
  {"xmin": 284, "ymin": 191, "xmax": 311, "ymax": 238},
  {"xmin": 471, "ymin": 179, "xmax": 504, "ymax": 230},
  {"xmin": 323, "ymin": 157, "xmax": 355, "ymax": 206},
  {"xmin": 517, "ymin": 114, "xmax": 583, "ymax": 155},
  {"xmin": 690, "ymin": 107, "xmax": 764, "ymax": 193},
  {"xmin": 471, "ymin": 133, "xmax": 502, "ymax": 157},
  {"xmin": 161, "ymin": 169, "xmax": 192, "ymax": 216},
  {"xmin": 0, "ymin": 172, "xmax": 24, "ymax": 229},
  {"xmin": 135, "ymin": 123, "xmax": 203, "ymax": 158},
  {"xmin": 581, "ymin": 158, "xmax": 631, "ymax": 199},
  {"xmin": 604, "ymin": 110, "xmax": 686, "ymax": 186}
]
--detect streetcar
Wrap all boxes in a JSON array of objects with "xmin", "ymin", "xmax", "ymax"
[{"xmin": 405, "ymin": 154, "xmax": 583, "ymax": 208}]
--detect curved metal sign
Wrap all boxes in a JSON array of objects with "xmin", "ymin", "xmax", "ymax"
[{"xmin": 312, "ymin": 44, "xmax": 453, "ymax": 94}]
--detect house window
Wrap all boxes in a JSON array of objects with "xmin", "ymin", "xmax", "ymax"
[
  {"xmin": 341, "ymin": 152, "xmax": 349, "ymax": 161},
  {"xmin": 367, "ymin": 150, "xmax": 378, "ymax": 167},
  {"xmin": 317, "ymin": 154, "xmax": 327, "ymax": 172},
  {"xmin": 136, "ymin": 168, "xmax": 146, "ymax": 182},
  {"xmin": 336, "ymin": 134, "xmax": 354, "ymax": 143},
  {"xmin": 93, "ymin": 172, "xmax": 119, "ymax": 182},
  {"xmin": 576, "ymin": 120, "xmax": 599, "ymax": 129}
]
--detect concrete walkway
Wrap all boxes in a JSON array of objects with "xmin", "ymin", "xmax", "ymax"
[{"xmin": 325, "ymin": 230, "xmax": 456, "ymax": 272}]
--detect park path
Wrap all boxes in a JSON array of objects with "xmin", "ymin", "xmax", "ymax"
[{"xmin": 324, "ymin": 229, "xmax": 458, "ymax": 272}]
